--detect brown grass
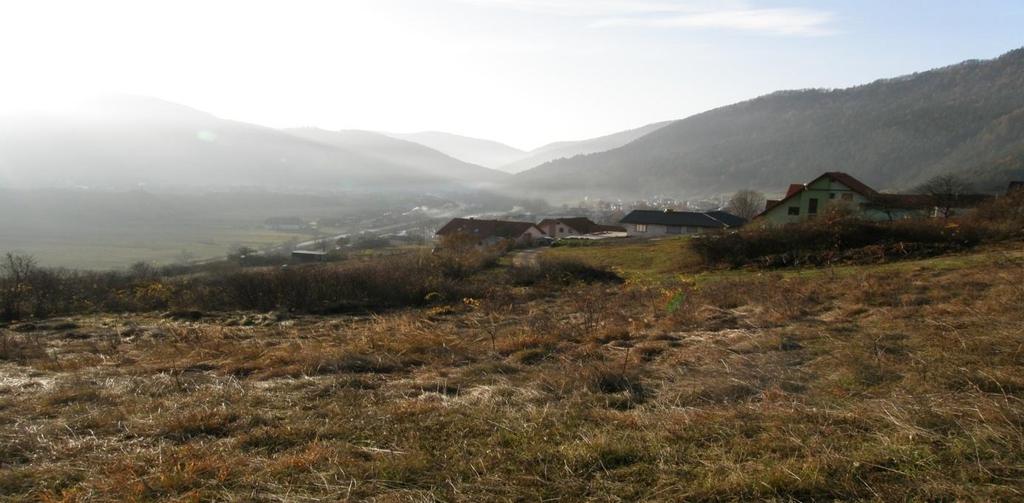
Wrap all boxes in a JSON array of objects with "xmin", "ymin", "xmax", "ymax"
[{"xmin": 1, "ymin": 246, "xmax": 1023, "ymax": 500}]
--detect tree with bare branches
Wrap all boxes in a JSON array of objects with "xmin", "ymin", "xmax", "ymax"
[
  {"xmin": 918, "ymin": 174, "xmax": 975, "ymax": 218},
  {"xmin": 725, "ymin": 189, "xmax": 767, "ymax": 220},
  {"xmin": 0, "ymin": 253, "xmax": 37, "ymax": 321}
]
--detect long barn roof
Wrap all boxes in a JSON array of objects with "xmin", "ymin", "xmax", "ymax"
[
  {"xmin": 620, "ymin": 210, "xmax": 745, "ymax": 228},
  {"xmin": 436, "ymin": 218, "xmax": 541, "ymax": 239}
]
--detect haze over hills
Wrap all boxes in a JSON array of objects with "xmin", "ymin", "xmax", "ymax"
[
  {"xmin": 391, "ymin": 122, "xmax": 675, "ymax": 174},
  {"xmin": 508, "ymin": 48, "xmax": 1024, "ymax": 201},
  {"xmin": 385, "ymin": 131, "xmax": 527, "ymax": 172},
  {"xmin": 5, "ymin": 48, "xmax": 1024, "ymax": 202},
  {"xmin": 0, "ymin": 96, "xmax": 492, "ymax": 192},
  {"xmin": 284, "ymin": 128, "xmax": 508, "ymax": 184},
  {"xmin": 500, "ymin": 121, "xmax": 673, "ymax": 173}
]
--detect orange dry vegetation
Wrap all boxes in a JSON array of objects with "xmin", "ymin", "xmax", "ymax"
[{"xmin": 1, "ymin": 245, "xmax": 1023, "ymax": 501}]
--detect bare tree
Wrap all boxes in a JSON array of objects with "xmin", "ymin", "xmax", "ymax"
[
  {"xmin": 725, "ymin": 190, "xmax": 767, "ymax": 220},
  {"xmin": 918, "ymin": 174, "xmax": 975, "ymax": 218},
  {"xmin": 0, "ymin": 253, "xmax": 37, "ymax": 321}
]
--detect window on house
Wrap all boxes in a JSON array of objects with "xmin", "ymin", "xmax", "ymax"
[
  {"xmin": 788, "ymin": 207, "xmax": 800, "ymax": 216},
  {"xmin": 841, "ymin": 193, "xmax": 854, "ymax": 201},
  {"xmin": 808, "ymin": 198, "xmax": 819, "ymax": 214},
  {"xmin": 635, "ymin": 224, "xmax": 648, "ymax": 232},
  {"xmin": 829, "ymin": 193, "xmax": 836, "ymax": 199}
]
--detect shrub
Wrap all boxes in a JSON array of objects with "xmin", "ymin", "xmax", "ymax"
[
  {"xmin": 0, "ymin": 250, "xmax": 500, "ymax": 318},
  {"xmin": 509, "ymin": 257, "xmax": 623, "ymax": 286},
  {"xmin": 692, "ymin": 216, "xmax": 984, "ymax": 268},
  {"xmin": 201, "ymin": 253, "xmax": 479, "ymax": 312},
  {"xmin": 966, "ymin": 189, "xmax": 1024, "ymax": 240},
  {"xmin": 434, "ymin": 236, "xmax": 503, "ymax": 279}
]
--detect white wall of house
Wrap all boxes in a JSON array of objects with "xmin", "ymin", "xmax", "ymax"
[
  {"xmin": 516, "ymin": 226, "xmax": 548, "ymax": 245},
  {"xmin": 762, "ymin": 178, "xmax": 871, "ymax": 225},
  {"xmin": 625, "ymin": 223, "xmax": 711, "ymax": 237},
  {"xmin": 538, "ymin": 222, "xmax": 580, "ymax": 238}
]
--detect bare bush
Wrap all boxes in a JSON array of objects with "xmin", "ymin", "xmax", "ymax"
[
  {"xmin": 692, "ymin": 213, "xmax": 985, "ymax": 268},
  {"xmin": 725, "ymin": 189, "xmax": 767, "ymax": 220}
]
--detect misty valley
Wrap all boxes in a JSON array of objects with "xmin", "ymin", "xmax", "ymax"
[{"xmin": 2, "ymin": 5, "xmax": 1024, "ymax": 500}]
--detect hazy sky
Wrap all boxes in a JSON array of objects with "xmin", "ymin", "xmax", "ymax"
[{"xmin": 1, "ymin": 0, "xmax": 1022, "ymax": 149}]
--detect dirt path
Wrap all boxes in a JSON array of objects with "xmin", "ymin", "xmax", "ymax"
[{"xmin": 511, "ymin": 248, "xmax": 545, "ymax": 267}]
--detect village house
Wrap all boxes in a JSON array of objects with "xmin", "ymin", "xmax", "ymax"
[
  {"xmin": 757, "ymin": 172, "xmax": 992, "ymax": 224},
  {"xmin": 435, "ymin": 218, "xmax": 547, "ymax": 248},
  {"xmin": 619, "ymin": 209, "xmax": 746, "ymax": 237},
  {"xmin": 536, "ymin": 217, "xmax": 625, "ymax": 239}
]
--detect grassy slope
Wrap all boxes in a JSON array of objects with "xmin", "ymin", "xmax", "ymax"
[
  {"xmin": 1, "ymin": 243, "xmax": 1023, "ymax": 500},
  {"xmin": 2, "ymin": 226, "xmax": 305, "ymax": 270},
  {"xmin": 544, "ymin": 237, "xmax": 703, "ymax": 283}
]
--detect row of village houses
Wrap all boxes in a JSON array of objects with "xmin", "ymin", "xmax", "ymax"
[{"xmin": 437, "ymin": 172, "xmax": 1021, "ymax": 247}]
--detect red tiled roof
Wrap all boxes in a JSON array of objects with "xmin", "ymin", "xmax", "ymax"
[
  {"xmin": 436, "ymin": 218, "xmax": 541, "ymax": 239},
  {"xmin": 785, "ymin": 184, "xmax": 804, "ymax": 197}
]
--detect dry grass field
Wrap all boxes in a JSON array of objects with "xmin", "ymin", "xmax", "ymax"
[{"xmin": 1, "ymin": 240, "xmax": 1023, "ymax": 501}]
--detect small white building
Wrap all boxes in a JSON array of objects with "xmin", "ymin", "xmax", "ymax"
[{"xmin": 536, "ymin": 217, "xmax": 625, "ymax": 239}]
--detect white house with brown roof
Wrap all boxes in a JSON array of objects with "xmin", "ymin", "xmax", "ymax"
[{"xmin": 536, "ymin": 217, "xmax": 625, "ymax": 239}]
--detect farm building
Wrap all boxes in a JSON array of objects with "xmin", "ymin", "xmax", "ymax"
[
  {"xmin": 757, "ymin": 172, "xmax": 992, "ymax": 224},
  {"xmin": 435, "ymin": 218, "xmax": 546, "ymax": 248},
  {"xmin": 619, "ymin": 209, "xmax": 745, "ymax": 237}
]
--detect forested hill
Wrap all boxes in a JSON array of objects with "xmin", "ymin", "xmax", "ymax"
[{"xmin": 509, "ymin": 48, "xmax": 1024, "ymax": 200}]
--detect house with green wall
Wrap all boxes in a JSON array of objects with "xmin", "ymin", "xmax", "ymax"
[{"xmin": 757, "ymin": 172, "xmax": 935, "ymax": 225}]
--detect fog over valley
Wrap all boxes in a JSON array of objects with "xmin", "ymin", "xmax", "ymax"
[
  {"xmin": 4, "ymin": 45, "xmax": 1024, "ymax": 268},
  {"xmin": 5, "ymin": 3, "xmax": 1024, "ymax": 501}
]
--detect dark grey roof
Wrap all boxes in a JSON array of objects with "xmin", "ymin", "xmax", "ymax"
[
  {"xmin": 619, "ymin": 210, "xmax": 745, "ymax": 228},
  {"xmin": 704, "ymin": 211, "xmax": 748, "ymax": 228}
]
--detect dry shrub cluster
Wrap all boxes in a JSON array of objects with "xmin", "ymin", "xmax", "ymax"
[
  {"xmin": 508, "ymin": 257, "xmax": 624, "ymax": 286},
  {"xmin": 693, "ymin": 215, "xmax": 984, "ymax": 268},
  {"xmin": 0, "ymin": 247, "xmax": 516, "ymax": 321},
  {"xmin": 967, "ymin": 187, "xmax": 1024, "ymax": 239},
  {"xmin": 693, "ymin": 194, "xmax": 1024, "ymax": 268}
]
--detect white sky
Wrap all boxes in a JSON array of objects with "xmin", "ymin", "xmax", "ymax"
[{"xmin": 0, "ymin": 0, "xmax": 1021, "ymax": 149}]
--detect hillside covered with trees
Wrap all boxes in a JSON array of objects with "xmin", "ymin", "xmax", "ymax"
[{"xmin": 509, "ymin": 48, "xmax": 1024, "ymax": 200}]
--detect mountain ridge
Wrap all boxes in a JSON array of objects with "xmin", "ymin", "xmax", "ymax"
[
  {"xmin": 499, "ymin": 121, "xmax": 673, "ymax": 173},
  {"xmin": 508, "ymin": 47, "xmax": 1024, "ymax": 200},
  {"xmin": 284, "ymin": 128, "xmax": 508, "ymax": 184},
  {"xmin": 0, "ymin": 96, "xmax": 490, "ymax": 192},
  {"xmin": 384, "ymin": 131, "xmax": 526, "ymax": 171}
]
